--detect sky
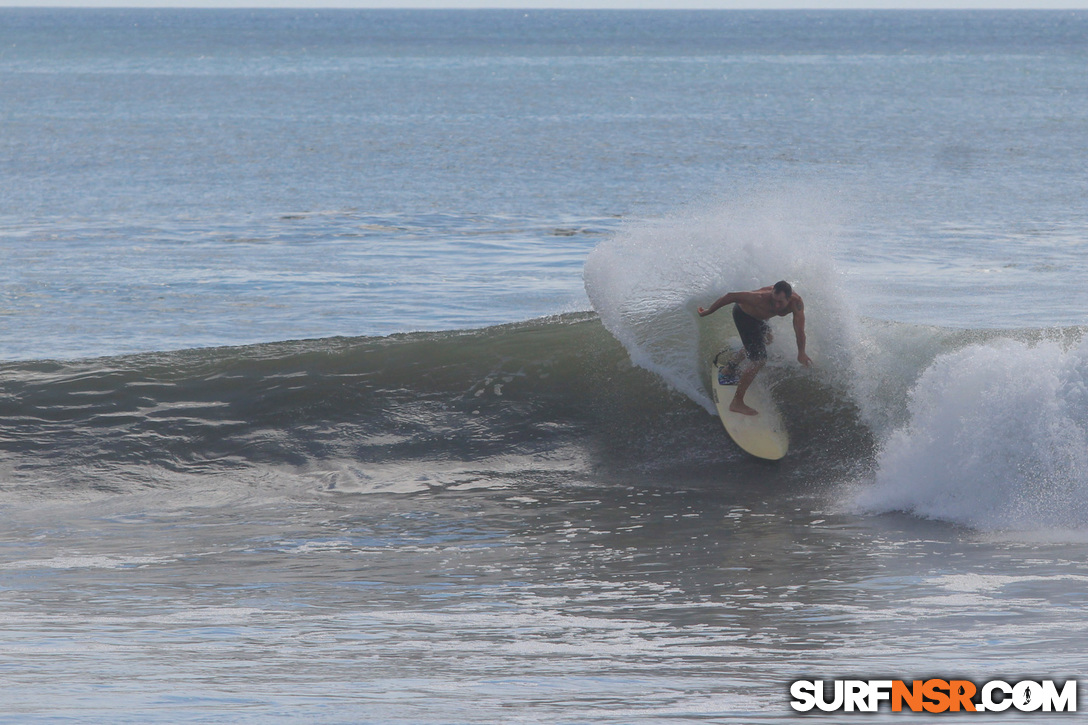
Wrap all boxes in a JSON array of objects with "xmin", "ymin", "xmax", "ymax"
[
  {"xmin": 2, "ymin": 0, "xmax": 1086, "ymax": 8},
  {"xmin": 2, "ymin": 0, "xmax": 1087, "ymax": 7}
]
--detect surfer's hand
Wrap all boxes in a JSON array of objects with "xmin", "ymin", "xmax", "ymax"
[
  {"xmin": 697, "ymin": 307, "xmax": 709, "ymax": 316},
  {"xmin": 798, "ymin": 352, "xmax": 812, "ymax": 367}
]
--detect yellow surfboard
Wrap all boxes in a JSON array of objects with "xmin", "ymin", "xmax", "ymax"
[{"xmin": 710, "ymin": 351, "xmax": 789, "ymax": 461}]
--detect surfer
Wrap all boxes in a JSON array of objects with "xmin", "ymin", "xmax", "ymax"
[{"xmin": 698, "ymin": 281, "xmax": 812, "ymax": 416}]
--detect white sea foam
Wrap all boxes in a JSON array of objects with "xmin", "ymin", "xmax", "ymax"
[
  {"xmin": 584, "ymin": 187, "xmax": 859, "ymax": 413},
  {"xmin": 856, "ymin": 338, "xmax": 1088, "ymax": 530}
]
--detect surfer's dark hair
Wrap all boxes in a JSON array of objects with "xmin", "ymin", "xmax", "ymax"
[{"xmin": 773, "ymin": 280, "xmax": 793, "ymax": 298}]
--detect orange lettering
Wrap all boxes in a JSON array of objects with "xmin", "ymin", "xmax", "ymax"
[
  {"xmin": 922, "ymin": 679, "xmax": 950, "ymax": 713},
  {"xmin": 892, "ymin": 680, "xmax": 924, "ymax": 712},
  {"xmin": 949, "ymin": 680, "xmax": 977, "ymax": 712}
]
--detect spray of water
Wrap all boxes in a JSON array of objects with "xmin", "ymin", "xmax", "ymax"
[
  {"xmin": 584, "ymin": 186, "xmax": 1088, "ymax": 532},
  {"xmin": 584, "ymin": 187, "xmax": 858, "ymax": 413},
  {"xmin": 856, "ymin": 338, "xmax": 1088, "ymax": 530}
]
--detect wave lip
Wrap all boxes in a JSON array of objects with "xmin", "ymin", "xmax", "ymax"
[{"xmin": 855, "ymin": 338, "xmax": 1088, "ymax": 531}]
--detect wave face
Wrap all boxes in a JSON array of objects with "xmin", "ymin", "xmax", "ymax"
[
  {"xmin": 0, "ymin": 313, "xmax": 875, "ymax": 499},
  {"xmin": 3, "ymin": 277, "xmax": 1087, "ymax": 534}
]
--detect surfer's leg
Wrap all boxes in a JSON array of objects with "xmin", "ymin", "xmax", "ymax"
[{"xmin": 730, "ymin": 359, "xmax": 764, "ymax": 416}]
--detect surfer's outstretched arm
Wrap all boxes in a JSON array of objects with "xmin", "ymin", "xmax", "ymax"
[{"xmin": 698, "ymin": 293, "xmax": 734, "ymax": 317}]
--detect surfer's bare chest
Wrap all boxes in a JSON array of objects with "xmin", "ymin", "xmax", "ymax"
[{"xmin": 739, "ymin": 300, "xmax": 792, "ymax": 320}]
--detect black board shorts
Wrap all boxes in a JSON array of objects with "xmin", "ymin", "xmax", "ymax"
[{"xmin": 733, "ymin": 305, "xmax": 771, "ymax": 362}]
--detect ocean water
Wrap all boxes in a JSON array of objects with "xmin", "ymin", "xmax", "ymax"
[{"xmin": 2, "ymin": 9, "xmax": 1088, "ymax": 723}]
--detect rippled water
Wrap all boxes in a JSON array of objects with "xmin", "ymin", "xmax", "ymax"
[{"xmin": 3, "ymin": 10, "xmax": 1088, "ymax": 723}]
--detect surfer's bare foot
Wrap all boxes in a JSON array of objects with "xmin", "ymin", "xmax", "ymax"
[{"xmin": 729, "ymin": 400, "xmax": 759, "ymax": 416}]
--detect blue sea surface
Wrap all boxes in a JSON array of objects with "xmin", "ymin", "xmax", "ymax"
[
  {"xmin": 3, "ymin": 9, "xmax": 1088, "ymax": 359},
  {"xmin": 2, "ymin": 10, "xmax": 1088, "ymax": 724}
]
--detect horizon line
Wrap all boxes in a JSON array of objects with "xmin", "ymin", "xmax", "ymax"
[{"xmin": 2, "ymin": 2, "xmax": 1087, "ymax": 9}]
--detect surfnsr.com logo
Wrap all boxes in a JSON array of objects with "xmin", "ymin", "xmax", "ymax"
[{"xmin": 790, "ymin": 679, "xmax": 1078, "ymax": 713}]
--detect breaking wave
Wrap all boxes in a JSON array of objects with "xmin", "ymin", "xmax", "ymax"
[{"xmin": 582, "ymin": 191, "xmax": 1088, "ymax": 532}]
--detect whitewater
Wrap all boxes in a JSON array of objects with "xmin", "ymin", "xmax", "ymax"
[{"xmin": 2, "ymin": 9, "xmax": 1088, "ymax": 723}]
